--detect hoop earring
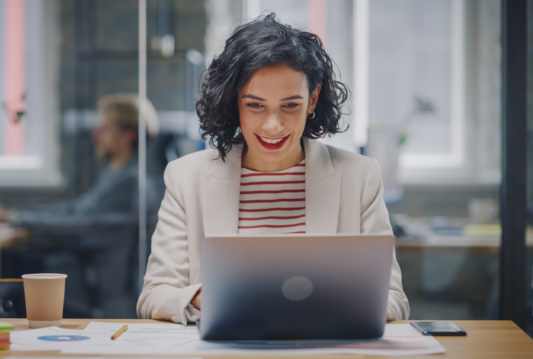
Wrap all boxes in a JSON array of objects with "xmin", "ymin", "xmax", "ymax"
[{"xmin": 308, "ymin": 111, "xmax": 316, "ymax": 119}]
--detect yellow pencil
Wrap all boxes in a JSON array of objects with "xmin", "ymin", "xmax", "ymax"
[{"xmin": 111, "ymin": 325, "xmax": 128, "ymax": 340}]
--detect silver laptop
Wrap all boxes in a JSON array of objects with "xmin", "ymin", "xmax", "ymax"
[{"xmin": 200, "ymin": 234, "xmax": 394, "ymax": 340}]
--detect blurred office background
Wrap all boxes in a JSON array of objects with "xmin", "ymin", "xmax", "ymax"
[{"xmin": 0, "ymin": 0, "xmax": 532, "ymax": 335}]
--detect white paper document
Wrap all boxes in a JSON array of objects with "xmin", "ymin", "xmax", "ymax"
[
  {"xmin": 83, "ymin": 321, "xmax": 198, "ymax": 337},
  {"xmin": 10, "ymin": 323, "xmax": 197, "ymax": 354},
  {"xmin": 9, "ymin": 322, "xmax": 445, "ymax": 356},
  {"xmin": 58, "ymin": 321, "xmax": 199, "ymax": 354},
  {"xmin": 58, "ymin": 323, "xmax": 445, "ymax": 356},
  {"xmin": 60, "ymin": 336, "xmax": 196, "ymax": 355},
  {"xmin": 10, "ymin": 327, "xmax": 111, "ymax": 351},
  {"xmin": 164, "ymin": 324, "xmax": 445, "ymax": 356}
]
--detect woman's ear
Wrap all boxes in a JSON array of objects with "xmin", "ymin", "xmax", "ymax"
[{"xmin": 309, "ymin": 83, "xmax": 322, "ymax": 113}]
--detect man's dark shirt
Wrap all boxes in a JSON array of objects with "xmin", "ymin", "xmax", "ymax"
[{"xmin": 10, "ymin": 158, "xmax": 139, "ymax": 249}]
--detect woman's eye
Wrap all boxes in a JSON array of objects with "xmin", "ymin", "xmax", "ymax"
[
  {"xmin": 247, "ymin": 103, "xmax": 262, "ymax": 109},
  {"xmin": 283, "ymin": 102, "xmax": 299, "ymax": 109}
]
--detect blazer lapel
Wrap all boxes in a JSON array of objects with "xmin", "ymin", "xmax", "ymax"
[
  {"xmin": 202, "ymin": 140, "xmax": 342, "ymax": 235},
  {"xmin": 203, "ymin": 145, "xmax": 243, "ymax": 235},
  {"xmin": 304, "ymin": 138, "xmax": 342, "ymax": 234}
]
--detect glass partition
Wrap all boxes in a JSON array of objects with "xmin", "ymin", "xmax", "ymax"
[{"xmin": 0, "ymin": 0, "xmax": 206, "ymax": 319}]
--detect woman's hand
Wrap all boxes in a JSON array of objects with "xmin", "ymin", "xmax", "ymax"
[{"xmin": 191, "ymin": 290, "xmax": 201, "ymax": 310}]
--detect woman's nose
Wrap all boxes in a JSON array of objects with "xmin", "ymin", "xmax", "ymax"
[{"xmin": 262, "ymin": 113, "xmax": 283, "ymax": 134}]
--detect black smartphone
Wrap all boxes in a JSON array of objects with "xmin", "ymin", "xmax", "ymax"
[{"xmin": 410, "ymin": 321, "xmax": 467, "ymax": 336}]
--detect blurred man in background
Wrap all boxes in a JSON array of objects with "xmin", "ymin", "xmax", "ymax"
[{"xmin": 0, "ymin": 94, "xmax": 159, "ymax": 318}]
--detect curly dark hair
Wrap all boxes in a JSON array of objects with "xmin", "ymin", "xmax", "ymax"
[{"xmin": 196, "ymin": 13, "xmax": 350, "ymax": 160}]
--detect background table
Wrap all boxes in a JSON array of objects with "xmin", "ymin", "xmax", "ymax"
[
  {"xmin": 395, "ymin": 222, "xmax": 533, "ymax": 252},
  {"xmin": 1, "ymin": 319, "xmax": 532, "ymax": 358}
]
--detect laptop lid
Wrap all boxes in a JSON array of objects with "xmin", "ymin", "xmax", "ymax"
[{"xmin": 200, "ymin": 234, "xmax": 394, "ymax": 340}]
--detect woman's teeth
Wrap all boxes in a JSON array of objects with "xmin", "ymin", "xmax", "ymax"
[{"xmin": 259, "ymin": 136, "xmax": 285, "ymax": 144}]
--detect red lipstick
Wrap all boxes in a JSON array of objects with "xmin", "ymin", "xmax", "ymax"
[{"xmin": 255, "ymin": 134, "xmax": 290, "ymax": 150}]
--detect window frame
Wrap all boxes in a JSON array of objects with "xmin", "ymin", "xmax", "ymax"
[
  {"xmin": 0, "ymin": 0, "xmax": 62, "ymax": 187},
  {"xmin": 355, "ymin": 0, "xmax": 500, "ymax": 185}
]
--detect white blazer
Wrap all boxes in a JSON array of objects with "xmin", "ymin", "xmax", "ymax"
[{"xmin": 137, "ymin": 138, "xmax": 410, "ymax": 324}]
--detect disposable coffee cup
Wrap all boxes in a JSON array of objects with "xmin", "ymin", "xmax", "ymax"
[{"xmin": 22, "ymin": 273, "xmax": 67, "ymax": 328}]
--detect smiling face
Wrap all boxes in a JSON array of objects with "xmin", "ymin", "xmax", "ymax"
[{"xmin": 238, "ymin": 64, "xmax": 321, "ymax": 172}]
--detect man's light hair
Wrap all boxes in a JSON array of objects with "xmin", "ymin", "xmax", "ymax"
[{"xmin": 97, "ymin": 94, "xmax": 159, "ymax": 136}]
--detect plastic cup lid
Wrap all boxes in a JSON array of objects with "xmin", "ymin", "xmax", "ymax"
[{"xmin": 21, "ymin": 273, "xmax": 67, "ymax": 280}]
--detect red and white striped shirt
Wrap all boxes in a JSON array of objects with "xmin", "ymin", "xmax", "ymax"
[{"xmin": 238, "ymin": 160, "xmax": 306, "ymax": 235}]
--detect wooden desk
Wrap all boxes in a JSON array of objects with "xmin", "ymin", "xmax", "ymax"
[{"xmin": 1, "ymin": 319, "xmax": 532, "ymax": 358}]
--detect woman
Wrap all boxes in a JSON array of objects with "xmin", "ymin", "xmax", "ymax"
[{"xmin": 137, "ymin": 14, "xmax": 409, "ymax": 324}]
